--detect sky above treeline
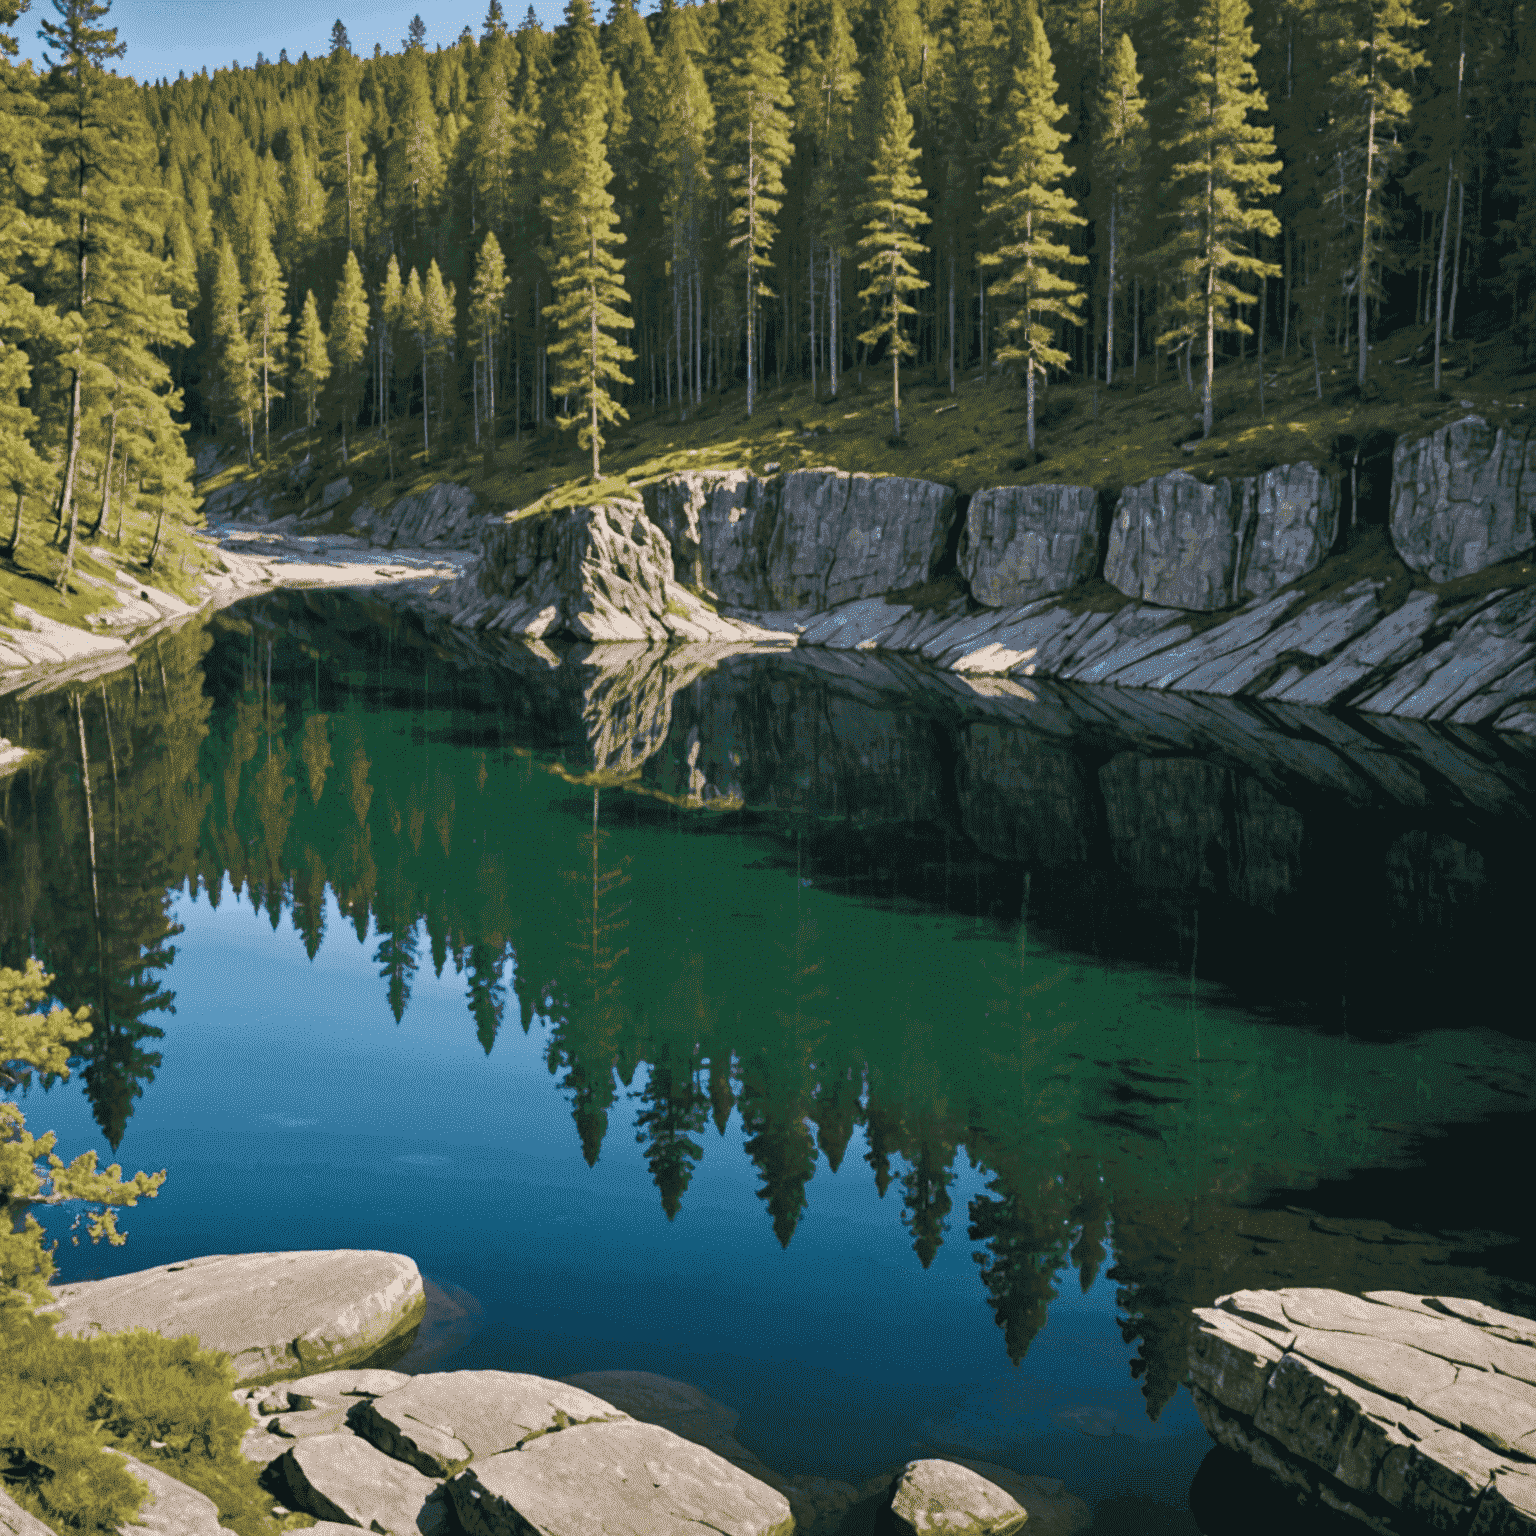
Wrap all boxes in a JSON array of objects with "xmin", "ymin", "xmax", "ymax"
[{"xmin": 15, "ymin": 0, "xmax": 591, "ymax": 82}]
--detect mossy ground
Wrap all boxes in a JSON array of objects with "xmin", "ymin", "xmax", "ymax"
[{"xmin": 211, "ymin": 319, "xmax": 1534, "ymax": 534}]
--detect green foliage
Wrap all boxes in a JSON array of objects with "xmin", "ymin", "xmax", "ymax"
[
  {"xmin": 327, "ymin": 251, "xmax": 370, "ymax": 457},
  {"xmin": 292, "ymin": 290, "xmax": 329, "ymax": 440}
]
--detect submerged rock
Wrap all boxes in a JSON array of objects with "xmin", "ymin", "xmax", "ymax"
[
  {"xmin": 446, "ymin": 1419, "xmax": 793, "ymax": 1536},
  {"xmin": 962, "ymin": 484, "xmax": 1101, "ymax": 607},
  {"xmin": 1391, "ymin": 416, "xmax": 1536, "ymax": 581},
  {"xmin": 888, "ymin": 1459, "xmax": 1029, "ymax": 1536},
  {"xmin": 1189, "ymin": 1288, "xmax": 1536, "ymax": 1534},
  {"xmin": 44, "ymin": 1250, "xmax": 425, "ymax": 1383},
  {"xmin": 1105, "ymin": 464, "xmax": 1336, "ymax": 611}
]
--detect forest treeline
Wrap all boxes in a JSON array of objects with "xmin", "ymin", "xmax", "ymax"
[{"xmin": 2, "ymin": 0, "xmax": 1534, "ymax": 565}]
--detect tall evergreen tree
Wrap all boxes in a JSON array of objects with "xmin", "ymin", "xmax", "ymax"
[
  {"xmin": 468, "ymin": 232, "xmax": 509, "ymax": 452},
  {"xmin": 246, "ymin": 214, "xmax": 288, "ymax": 464},
  {"xmin": 720, "ymin": 0, "xmax": 794, "ymax": 417},
  {"xmin": 420, "ymin": 260, "xmax": 456, "ymax": 452},
  {"xmin": 981, "ymin": 0, "xmax": 1086, "ymax": 452},
  {"xmin": 292, "ymin": 289, "xmax": 329, "ymax": 458},
  {"xmin": 856, "ymin": 44, "xmax": 928, "ymax": 438},
  {"xmin": 1160, "ymin": 0, "xmax": 1281, "ymax": 436},
  {"xmin": 1320, "ymin": 0, "xmax": 1424, "ymax": 385},
  {"xmin": 328, "ymin": 249, "xmax": 370, "ymax": 461},
  {"xmin": 207, "ymin": 240, "xmax": 256, "ymax": 460},
  {"xmin": 1090, "ymin": 32, "xmax": 1147, "ymax": 385},
  {"xmin": 541, "ymin": 0, "xmax": 634, "ymax": 479},
  {"xmin": 318, "ymin": 35, "xmax": 365, "ymax": 252}
]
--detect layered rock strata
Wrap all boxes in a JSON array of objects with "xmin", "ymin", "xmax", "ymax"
[
  {"xmin": 962, "ymin": 484, "xmax": 1101, "ymax": 605},
  {"xmin": 1189, "ymin": 1287, "xmax": 1536, "ymax": 1535},
  {"xmin": 1104, "ymin": 463, "xmax": 1337, "ymax": 610},
  {"xmin": 43, "ymin": 1251, "xmax": 425, "ymax": 1384},
  {"xmin": 1391, "ymin": 416, "xmax": 1536, "ymax": 581}
]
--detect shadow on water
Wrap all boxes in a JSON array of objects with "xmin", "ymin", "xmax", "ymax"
[{"xmin": 3, "ymin": 590, "xmax": 1534, "ymax": 1533}]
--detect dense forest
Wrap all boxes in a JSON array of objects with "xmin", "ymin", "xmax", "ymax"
[{"xmin": 1, "ymin": 0, "xmax": 1534, "ymax": 575}]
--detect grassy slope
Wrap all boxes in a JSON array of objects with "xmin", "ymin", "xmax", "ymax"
[{"xmin": 9, "ymin": 320, "xmax": 1533, "ymax": 640}]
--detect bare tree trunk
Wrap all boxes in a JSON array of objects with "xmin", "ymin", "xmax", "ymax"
[
  {"xmin": 1281, "ymin": 227, "xmax": 1292, "ymax": 359},
  {"xmin": 1105, "ymin": 194, "xmax": 1117, "ymax": 386},
  {"xmin": 808, "ymin": 244, "xmax": 817, "ymax": 401},
  {"xmin": 1357, "ymin": 96, "xmax": 1376, "ymax": 387},
  {"xmin": 1258, "ymin": 235, "xmax": 1268, "ymax": 417},
  {"xmin": 91, "ymin": 404, "xmax": 118, "ymax": 537},
  {"xmin": 1312, "ymin": 326, "xmax": 1323, "ymax": 399},
  {"xmin": 1447, "ymin": 177, "xmax": 1465, "ymax": 344},
  {"xmin": 149, "ymin": 498, "xmax": 167, "ymax": 569},
  {"xmin": 7, "ymin": 488, "xmax": 21, "ymax": 560},
  {"xmin": 948, "ymin": 251, "xmax": 956, "ymax": 394},
  {"xmin": 1133, "ymin": 276, "xmax": 1140, "ymax": 379},
  {"xmin": 54, "ymin": 364, "xmax": 83, "ymax": 541}
]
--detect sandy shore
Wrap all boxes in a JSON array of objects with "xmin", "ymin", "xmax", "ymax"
[{"xmin": 0, "ymin": 518, "xmax": 469, "ymax": 698}]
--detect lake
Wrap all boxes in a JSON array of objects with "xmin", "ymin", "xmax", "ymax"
[{"xmin": 3, "ymin": 590, "xmax": 1535, "ymax": 1536}]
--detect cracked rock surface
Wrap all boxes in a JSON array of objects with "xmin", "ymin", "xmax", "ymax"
[
  {"xmin": 1189, "ymin": 1287, "xmax": 1536, "ymax": 1535},
  {"xmin": 962, "ymin": 484, "xmax": 1101, "ymax": 606}
]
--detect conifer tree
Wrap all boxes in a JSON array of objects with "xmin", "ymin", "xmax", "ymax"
[
  {"xmin": 656, "ymin": 4, "xmax": 713, "ymax": 414},
  {"xmin": 246, "ymin": 213, "xmax": 288, "ymax": 464},
  {"xmin": 392, "ymin": 49, "xmax": 443, "ymax": 246},
  {"xmin": 208, "ymin": 241, "xmax": 257, "ymax": 461},
  {"xmin": 720, "ymin": 0, "xmax": 794, "ymax": 417},
  {"xmin": 379, "ymin": 255, "xmax": 405, "ymax": 473},
  {"xmin": 1091, "ymin": 33, "xmax": 1147, "ymax": 385},
  {"xmin": 293, "ymin": 289, "xmax": 329, "ymax": 459},
  {"xmin": 468, "ymin": 233, "xmax": 509, "ymax": 452},
  {"xmin": 402, "ymin": 264, "xmax": 428, "ymax": 458},
  {"xmin": 318, "ymin": 37, "xmax": 365, "ymax": 252},
  {"xmin": 329, "ymin": 250, "xmax": 370, "ymax": 462},
  {"xmin": 1160, "ymin": 0, "xmax": 1281, "ymax": 436},
  {"xmin": 420, "ymin": 260, "xmax": 456, "ymax": 453},
  {"xmin": 856, "ymin": 44, "xmax": 928, "ymax": 439},
  {"xmin": 981, "ymin": 0, "xmax": 1086, "ymax": 452},
  {"xmin": 1320, "ymin": 0, "xmax": 1424, "ymax": 385},
  {"xmin": 541, "ymin": 0, "xmax": 634, "ymax": 479}
]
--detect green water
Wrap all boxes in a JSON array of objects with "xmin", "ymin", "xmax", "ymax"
[{"xmin": 3, "ymin": 591, "xmax": 1534, "ymax": 1534}]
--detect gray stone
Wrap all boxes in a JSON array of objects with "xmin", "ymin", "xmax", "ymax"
[
  {"xmin": 0, "ymin": 1490, "xmax": 53, "ymax": 1536},
  {"xmin": 1391, "ymin": 416, "xmax": 1536, "ymax": 581},
  {"xmin": 1190, "ymin": 1288, "xmax": 1536, "ymax": 1536},
  {"xmin": 107, "ymin": 1450, "xmax": 229, "ymax": 1536},
  {"xmin": 962, "ymin": 484, "xmax": 1101, "ymax": 606},
  {"xmin": 269, "ymin": 1433, "xmax": 447, "ymax": 1535},
  {"xmin": 887, "ymin": 1459, "xmax": 1028, "ymax": 1536},
  {"xmin": 350, "ymin": 1370, "xmax": 627, "ymax": 1476},
  {"xmin": 897, "ymin": 1462, "xmax": 1088, "ymax": 1536},
  {"xmin": 44, "ymin": 1250, "xmax": 425, "ymax": 1383},
  {"xmin": 270, "ymin": 1405, "xmax": 354, "ymax": 1438},
  {"xmin": 645, "ymin": 468, "xmax": 954, "ymax": 611},
  {"xmin": 275, "ymin": 1368, "xmax": 413, "ymax": 1407},
  {"xmin": 445, "ymin": 1419, "xmax": 793, "ymax": 1536},
  {"xmin": 320, "ymin": 477, "xmax": 352, "ymax": 511},
  {"xmin": 1105, "ymin": 464, "xmax": 1335, "ymax": 610}
]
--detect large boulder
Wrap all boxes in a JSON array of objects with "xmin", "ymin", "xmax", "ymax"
[
  {"xmin": 44, "ymin": 1251, "xmax": 425, "ymax": 1384},
  {"xmin": 445, "ymin": 1419, "xmax": 793, "ymax": 1536},
  {"xmin": 645, "ymin": 468, "xmax": 955, "ymax": 611},
  {"xmin": 1105, "ymin": 464, "xmax": 1336, "ymax": 610},
  {"xmin": 268, "ymin": 1434, "xmax": 447, "ymax": 1535},
  {"xmin": 107, "ymin": 1452, "xmax": 229, "ymax": 1536},
  {"xmin": 349, "ymin": 1371, "xmax": 627, "ymax": 1476},
  {"xmin": 887, "ymin": 1460, "xmax": 1028, "ymax": 1536},
  {"xmin": 962, "ymin": 484, "xmax": 1101, "ymax": 606},
  {"xmin": 470, "ymin": 501, "xmax": 750, "ymax": 643},
  {"xmin": 1391, "ymin": 416, "xmax": 1536, "ymax": 582},
  {"xmin": 1189, "ymin": 1288, "xmax": 1536, "ymax": 1535},
  {"xmin": 354, "ymin": 482, "xmax": 481, "ymax": 549}
]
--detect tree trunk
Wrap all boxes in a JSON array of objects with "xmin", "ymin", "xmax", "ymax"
[
  {"xmin": 91, "ymin": 405, "xmax": 118, "ymax": 537},
  {"xmin": 1447, "ymin": 177, "xmax": 1465, "ymax": 344},
  {"xmin": 1357, "ymin": 95, "xmax": 1376, "ymax": 387},
  {"xmin": 54, "ymin": 364, "xmax": 84, "ymax": 541},
  {"xmin": 1026, "ymin": 357, "xmax": 1036, "ymax": 451},
  {"xmin": 7, "ymin": 488, "xmax": 21, "ymax": 560},
  {"xmin": 149, "ymin": 498, "xmax": 167, "ymax": 569},
  {"xmin": 948, "ymin": 251, "xmax": 956, "ymax": 394},
  {"xmin": 1105, "ymin": 194, "xmax": 1117, "ymax": 386},
  {"xmin": 1258, "ymin": 235, "xmax": 1267, "ymax": 418}
]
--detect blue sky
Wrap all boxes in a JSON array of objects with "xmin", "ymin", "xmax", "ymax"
[{"xmin": 14, "ymin": 0, "xmax": 584, "ymax": 83}]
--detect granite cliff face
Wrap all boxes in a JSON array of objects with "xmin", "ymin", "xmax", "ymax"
[
  {"xmin": 961, "ymin": 484, "xmax": 1102, "ymax": 606},
  {"xmin": 1104, "ymin": 463, "xmax": 1337, "ymax": 611},
  {"xmin": 644, "ymin": 467, "xmax": 956, "ymax": 610},
  {"xmin": 1390, "ymin": 415, "xmax": 1536, "ymax": 581}
]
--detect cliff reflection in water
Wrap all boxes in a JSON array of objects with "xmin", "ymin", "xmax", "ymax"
[{"xmin": 3, "ymin": 590, "xmax": 1535, "ymax": 1420}]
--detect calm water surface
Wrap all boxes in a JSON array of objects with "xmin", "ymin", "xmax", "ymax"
[{"xmin": 3, "ymin": 592, "xmax": 1535, "ymax": 1536}]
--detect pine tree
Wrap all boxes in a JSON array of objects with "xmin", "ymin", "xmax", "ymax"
[
  {"xmin": 720, "ymin": 0, "xmax": 794, "ymax": 417},
  {"xmin": 328, "ymin": 250, "xmax": 370, "ymax": 462},
  {"xmin": 402, "ymin": 264, "xmax": 427, "ymax": 458},
  {"xmin": 1159, "ymin": 0, "xmax": 1281, "ymax": 437},
  {"xmin": 855, "ymin": 44, "xmax": 928, "ymax": 439},
  {"xmin": 293, "ymin": 289, "xmax": 329, "ymax": 459},
  {"xmin": 541, "ymin": 0, "xmax": 634, "ymax": 479},
  {"xmin": 1091, "ymin": 33, "xmax": 1147, "ymax": 385},
  {"xmin": 246, "ymin": 219, "xmax": 287, "ymax": 466},
  {"xmin": 981, "ymin": 0, "xmax": 1086, "ymax": 452},
  {"xmin": 379, "ymin": 255, "xmax": 405, "ymax": 471},
  {"xmin": 208, "ymin": 241, "xmax": 256, "ymax": 460},
  {"xmin": 468, "ymin": 232, "xmax": 509, "ymax": 454},
  {"xmin": 656, "ymin": 3, "xmax": 714, "ymax": 415},
  {"xmin": 318, "ymin": 38, "xmax": 365, "ymax": 252},
  {"xmin": 420, "ymin": 260, "xmax": 456, "ymax": 455},
  {"xmin": 392, "ymin": 49, "xmax": 444, "ymax": 247},
  {"xmin": 1320, "ymin": 0, "xmax": 1424, "ymax": 385}
]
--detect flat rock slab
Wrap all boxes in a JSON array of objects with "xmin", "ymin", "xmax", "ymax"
[
  {"xmin": 446, "ymin": 1419, "xmax": 794, "ymax": 1536},
  {"xmin": 351, "ymin": 1370, "xmax": 628, "ymax": 1475},
  {"xmin": 108, "ymin": 1451, "xmax": 230, "ymax": 1536},
  {"xmin": 269, "ymin": 1433, "xmax": 447, "ymax": 1535},
  {"xmin": 1190, "ymin": 1287, "xmax": 1536, "ymax": 1534},
  {"xmin": 45, "ymin": 1251, "xmax": 424, "ymax": 1383},
  {"xmin": 889, "ymin": 1460, "xmax": 1028, "ymax": 1536}
]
